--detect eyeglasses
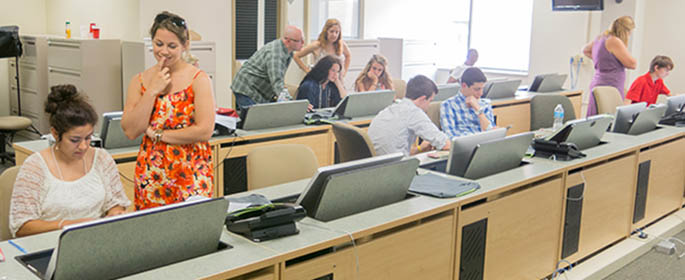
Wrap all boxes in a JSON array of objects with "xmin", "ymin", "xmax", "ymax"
[
  {"xmin": 284, "ymin": 37, "xmax": 303, "ymax": 44},
  {"xmin": 155, "ymin": 14, "xmax": 187, "ymax": 29}
]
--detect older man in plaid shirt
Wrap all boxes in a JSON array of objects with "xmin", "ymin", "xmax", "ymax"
[
  {"xmin": 231, "ymin": 25, "xmax": 304, "ymax": 109},
  {"xmin": 440, "ymin": 67, "xmax": 495, "ymax": 138}
]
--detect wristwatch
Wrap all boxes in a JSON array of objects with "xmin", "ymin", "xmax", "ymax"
[
  {"xmin": 475, "ymin": 107, "xmax": 486, "ymax": 115},
  {"xmin": 154, "ymin": 129, "xmax": 163, "ymax": 143}
]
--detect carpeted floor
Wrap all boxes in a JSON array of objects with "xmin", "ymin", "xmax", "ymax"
[{"xmin": 604, "ymin": 229, "xmax": 685, "ymax": 280}]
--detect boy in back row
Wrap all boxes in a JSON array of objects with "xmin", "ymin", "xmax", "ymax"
[{"xmin": 625, "ymin": 55, "xmax": 674, "ymax": 105}]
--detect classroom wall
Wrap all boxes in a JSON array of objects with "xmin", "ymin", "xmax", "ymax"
[
  {"xmin": 139, "ymin": 0, "xmax": 232, "ymax": 108},
  {"xmin": 639, "ymin": 0, "xmax": 685, "ymax": 94},
  {"xmin": 45, "ymin": 0, "xmax": 140, "ymax": 41},
  {"xmin": 0, "ymin": 0, "xmax": 48, "ymax": 116}
]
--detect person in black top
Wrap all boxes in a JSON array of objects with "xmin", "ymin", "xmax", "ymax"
[{"xmin": 296, "ymin": 55, "xmax": 347, "ymax": 109}]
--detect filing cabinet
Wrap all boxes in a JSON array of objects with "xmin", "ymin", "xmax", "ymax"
[{"xmin": 8, "ymin": 35, "xmax": 49, "ymax": 134}]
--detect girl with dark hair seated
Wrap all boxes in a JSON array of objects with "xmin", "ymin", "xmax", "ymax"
[
  {"xmin": 296, "ymin": 55, "xmax": 348, "ymax": 109},
  {"xmin": 9, "ymin": 85, "xmax": 131, "ymax": 237}
]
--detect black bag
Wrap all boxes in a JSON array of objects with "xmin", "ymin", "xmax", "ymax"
[
  {"xmin": 659, "ymin": 111, "xmax": 685, "ymax": 126},
  {"xmin": 0, "ymin": 25, "xmax": 23, "ymax": 58}
]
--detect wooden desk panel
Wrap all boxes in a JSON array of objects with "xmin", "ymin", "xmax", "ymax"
[
  {"xmin": 564, "ymin": 154, "xmax": 637, "ymax": 263},
  {"xmin": 282, "ymin": 247, "xmax": 355, "ymax": 280},
  {"xmin": 357, "ymin": 214, "xmax": 454, "ymax": 280},
  {"xmin": 457, "ymin": 177, "xmax": 564, "ymax": 279},
  {"xmin": 569, "ymin": 94, "xmax": 582, "ymax": 118},
  {"xmin": 633, "ymin": 138, "xmax": 685, "ymax": 229},
  {"xmin": 116, "ymin": 161, "xmax": 137, "ymax": 212},
  {"xmin": 492, "ymin": 102, "xmax": 530, "ymax": 135}
]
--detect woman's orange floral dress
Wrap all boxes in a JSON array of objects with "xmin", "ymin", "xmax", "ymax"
[{"xmin": 134, "ymin": 71, "xmax": 213, "ymax": 210}]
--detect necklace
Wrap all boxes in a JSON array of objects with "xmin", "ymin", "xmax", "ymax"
[{"xmin": 51, "ymin": 145, "xmax": 87, "ymax": 181}]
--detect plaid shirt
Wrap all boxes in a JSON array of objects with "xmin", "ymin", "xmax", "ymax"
[
  {"xmin": 440, "ymin": 91, "xmax": 495, "ymax": 138},
  {"xmin": 231, "ymin": 39, "xmax": 292, "ymax": 103}
]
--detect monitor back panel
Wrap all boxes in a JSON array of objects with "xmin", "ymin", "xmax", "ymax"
[
  {"xmin": 434, "ymin": 84, "xmax": 460, "ymax": 101},
  {"xmin": 484, "ymin": 80, "xmax": 522, "ymax": 100},
  {"xmin": 341, "ymin": 90, "xmax": 395, "ymax": 118},
  {"xmin": 564, "ymin": 116, "xmax": 613, "ymax": 150},
  {"xmin": 628, "ymin": 105, "xmax": 667, "ymax": 135},
  {"xmin": 52, "ymin": 198, "xmax": 228, "ymax": 280},
  {"xmin": 463, "ymin": 132, "xmax": 534, "ymax": 179},
  {"xmin": 242, "ymin": 100, "xmax": 309, "ymax": 130},
  {"xmin": 101, "ymin": 112, "xmax": 143, "ymax": 149},
  {"xmin": 313, "ymin": 158, "xmax": 419, "ymax": 222},
  {"xmin": 537, "ymin": 74, "xmax": 567, "ymax": 93}
]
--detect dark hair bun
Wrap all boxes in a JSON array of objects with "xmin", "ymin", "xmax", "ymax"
[{"xmin": 45, "ymin": 84, "xmax": 80, "ymax": 115}]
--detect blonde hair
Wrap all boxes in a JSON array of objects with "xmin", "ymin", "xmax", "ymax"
[
  {"xmin": 605, "ymin": 16, "xmax": 634, "ymax": 47},
  {"xmin": 354, "ymin": 54, "xmax": 394, "ymax": 92},
  {"xmin": 317, "ymin": 19, "xmax": 343, "ymax": 56}
]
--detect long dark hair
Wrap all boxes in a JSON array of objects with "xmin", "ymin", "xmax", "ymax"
[{"xmin": 300, "ymin": 55, "xmax": 341, "ymax": 85}]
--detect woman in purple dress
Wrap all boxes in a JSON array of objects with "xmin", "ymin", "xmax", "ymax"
[{"xmin": 582, "ymin": 16, "xmax": 637, "ymax": 116}]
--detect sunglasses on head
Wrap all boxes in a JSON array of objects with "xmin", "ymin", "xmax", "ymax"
[{"xmin": 155, "ymin": 14, "xmax": 187, "ymax": 29}]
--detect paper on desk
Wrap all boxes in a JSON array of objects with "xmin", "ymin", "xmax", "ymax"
[
  {"xmin": 226, "ymin": 194, "xmax": 271, "ymax": 213},
  {"xmin": 215, "ymin": 114, "xmax": 239, "ymax": 130}
]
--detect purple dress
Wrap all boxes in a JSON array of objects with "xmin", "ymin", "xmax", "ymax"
[{"xmin": 587, "ymin": 35, "xmax": 626, "ymax": 116}]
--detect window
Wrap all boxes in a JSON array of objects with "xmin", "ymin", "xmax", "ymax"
[
  {"xmin": 309, "ymin": 0, "xmax": 361, "ymax": 40},
  {"xmin": 469, "ymin": 0, "xmax": 534, "ymax": 73}
]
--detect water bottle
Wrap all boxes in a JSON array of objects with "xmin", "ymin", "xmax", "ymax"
[
  {"xmin": 277, "ymin": 88, "xmax": 291, "ymax": 102},
  {"xmin": 553, "ymin": 104, "xmax": 564, "ymax": 130}
]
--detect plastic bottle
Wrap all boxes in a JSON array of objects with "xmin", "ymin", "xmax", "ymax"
[
  {"xmin": 277, "ymin": 88, "xmax": 291, "ymax": 102},
  {"xmin": 65, "ymin": 21, "xmax": 72, "ymax": 39},
  {"xmin": 553, "ymin": 104, "xmax": 564, "ymax": 130}
]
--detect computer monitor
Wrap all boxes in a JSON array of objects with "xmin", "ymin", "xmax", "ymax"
[
  {"xmin": 529, "ymin": 73, "xmax": 567, "ymax": 92},
  {"xmin": 17, "ymin": 198, "xmax": 229, "ymax": 280},
  {"xmin": 101, "ymin": 111, "xmax": 143, "ymax": 149},
  {"xmin": 626, "ymin": 104, "xmax": 667, "ymax": 135},
  {"xmin": 337, "ymin": 89, "xmax": 395, "ymax": 118},
  {"xmin": 446, "ymin": 127, "xmax": 509, "ymax": 177},
  {"xmin": 312, "ymin": 157, "xmax": 419, "ymax": 221},
  {"xmin": 239, "ymin": 100, "xmax": 309, "ymax": 130},
  {"xmin": 296, "ymin": 153, "xmax": 404, "ymax": 217},
  {"xmin": 665, "ymin": 94, "xmax": 685, "ymax": 116},
  {"xmin": 613, "ymin": 102, "xmax": 646, "ymax": 134},
  {"xmin": 462, "ymin": 132, "xmax": 535, "ymax": 179},
  {"xmin": 547, "ymin": 114, "xmax": 613, "ymax": 150},
  {"xmin": 434, "ymin": 84, "xmax": 460, "ymax": 101},
  {"xmin": 483, "ymin": 80, "xmax": 522, "ymax": 99}
]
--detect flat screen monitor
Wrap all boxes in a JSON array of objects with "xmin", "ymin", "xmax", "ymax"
[
  {"xmin": 665, "ymin": 94, "xmax": 685, "ymax": 116},
  {"xmin": 337, "ymin": 89, "xmax": 395, "ymax": 118},
  {"xmin": 446, "ymin": 127, "xmax": 509, "ymax": 177},
  {"xmin": 553, "ymin": 0, "xmax": 603, "ymax": 11},
  {"xmin": 483, "ymin": 80, "xmax": 522, "ymax": 100},
  {"xmin": 239, "ymin": 100, "xmax": 309, "ymax": 130},
  {"xmin": 312, "ymin": 157, "xmax": 419, "ymax": 221},
  {"xmin": 463, "ymin": 132, "xmax": 535, "ymax": 180},
  {"xmin": 100, "ymin": 111, "xmax": 143, "ymax": 149},
  {"xmin": 434, "ymin": 84, "xmax": 460, "ymax": 101},
  {"xmin": 296, "ymin": 153, "xmax": 404, "ymax": 217},
  {"xmin": 627, "ymin": 104, "xmax": 667, "ymax": 135},
  {"xmin": 547, "ymin": 114, "xmax": 613, "ymax": 150},
  {"xmin": 613, "ymin": 102, "xmax": 646, "ymax": 134},
  {"xmin": 17, "ymin": 198, "xmax": 229, "ymax": 280}
]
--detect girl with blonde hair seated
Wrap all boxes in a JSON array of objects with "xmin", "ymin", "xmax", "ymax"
[{"xmin": 355, "ymin": 54, "xmax": 394, "ymax": 92}]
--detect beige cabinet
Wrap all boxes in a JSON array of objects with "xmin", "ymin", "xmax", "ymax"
[
  {"xmin": 46, "ymin": 38, "xmax": 123, "ymax": 132},
  {"xmin": 8, "ymin": 35, "xmax": 49, "ymax": 134}
]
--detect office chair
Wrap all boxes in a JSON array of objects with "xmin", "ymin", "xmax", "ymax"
[
  {"xmin": 592, "ymin": 86, "xmax": 625, "ymax": 115},
  {"xmin": 392, "ymin": 79, "xmax": 407, "ymax": 99},
  {"xmin": 0, "ymin": 166, "xmax": 21, "ymax": 241},
  {"xmin": 246, "ymin": 144, "xmax": 318, "ymax": 190},
  {"xmin": 331, "ymin": 122, "xmax": 376, "ymax": 163},
  {"xmin": 427, "ymin": 101, "xmax": 442, "ymax": 129},
  {"xmin": 0, "ymin": 116, "xmax": 32, "ymax": 164},
  {"xmin": 530, "ymin": 94, "xmax": 577, "ymax": 130}
]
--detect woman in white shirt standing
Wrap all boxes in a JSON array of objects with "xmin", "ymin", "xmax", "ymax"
[
  {"xmin": 9, "ymin": 84, "xmax": 131, "ymax": 237},
  {"xmin": 293, "ymin": 18, "xmax": 351, "ymax": 79}
]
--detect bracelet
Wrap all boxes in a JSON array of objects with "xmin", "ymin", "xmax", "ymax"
[
  {"xmin": 154, "ymin": 129, "xmax": 163, "ymax": 143},
  {"xmin": 58, "ymin": 219, "xmax": 65, "ymax": 229}
]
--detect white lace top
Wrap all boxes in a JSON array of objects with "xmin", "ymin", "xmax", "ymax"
[{"xmin": 9, "ymin": 148, "xmax": 131, "ymax": 237}]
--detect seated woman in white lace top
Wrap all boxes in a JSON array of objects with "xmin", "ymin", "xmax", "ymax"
[{"xmin": 9, "ymin": 85, "xmax": 131, "ymax": 238}]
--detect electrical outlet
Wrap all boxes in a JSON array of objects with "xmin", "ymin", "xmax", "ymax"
[{"xmin": 655, "ymin": 240, "xmax": 676, "ymax": 255}]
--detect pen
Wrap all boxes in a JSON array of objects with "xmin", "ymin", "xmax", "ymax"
[
  {"xmin": 8, "ymin": 240, "xmax": 28, "ymax": 254},
  {"xmin": 0, "ymin": 247, "xmax": 5, "ymax": 262}
]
